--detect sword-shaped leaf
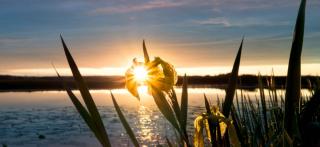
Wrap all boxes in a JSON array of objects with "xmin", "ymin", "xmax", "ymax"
[
  {"xmin": 180, "ymin": 74, "xmax": 188, "ymax": 133},
  {"xmin": 111, "ymin": 92, "xmax": 140, "ymax": 147},
  {"xmin": 204, "ymin": 94, "xmax": 216, "ymax": 146},
  {"xmin": 151, "ymin": 85, "xmax": 181, "ymax": 133},
  {"xmin": 258, "ymin": 74, "xmax": 268, "ymax": 136},
  {"xmin": 143, "ymin": 40, "xmax": 150, "ymax": 63},
  {"xmin": 222, "ymin": 38, "xmax": 244, "ymax": 118},
  {"xmin": 60, "ymin": 36, "xmax": 110, "ymax": 147},
  {"xmin": 284, "ymin": 0, "xmax": 306, "ymax": 139},
  {"xmin": 53, "ymin": 66, "xmax": 105, "ymax": 145},
  {"xmin": 169, "ymin": 88, "xmax": 181, "ymax": 124}
]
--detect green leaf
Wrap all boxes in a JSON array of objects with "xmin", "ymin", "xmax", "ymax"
[
  {"xmin": 230, "ymin": 105, "xmax": 245, "ymax": 146},
  {"xmin": 151, "ymin": 85, "xmax": 180, "ymax": 133},
  {"xmin": 222, "ymin": 38, "xmax": 244, "ymax": 118},
  {"xmin": 180, "ymin": 74, "xmax": 190, "ymax": 145},
  {"xmin": 143, "ymin": 40, "xmax": 150, "ymax": 63},
  {"xmin": 204, "ymin": 94, "xmax": 211, "ymax": 115},
  {"xmin": 227, "ymin": 116, "xmax": 241, "ymax": 147},
  {"xmin": 284, "ymin": 130, "xmax": 294, "ymax": 146},
  {"xmin": 204, "ymin": 94, "xmax": 216, "ymax": 146},
  {"xmin": 60, "ymin": 35, "xmax": 111, "ymax": 147},
  {"xmin": 53, "ymin": 66, "xmax": 105, "ymax": 145},
  {"xmin": 284, "ymin": 0, "xmax": 306, "ymax": 139},
  {"xmin": 258, "ymin": 74, "xmax": 268, "ymax": 136},
  {"xmin": 299, "ymin": 89, "xmax": 320, "ymax": 140},
  {"xmin": 180, "ymin": 74, "xmax": 188, "ymax": 132},
  {"xmin": 111, "ymin": 92, "xmax": 140, "ymax": 147},
  {"xmin": 168, "ymin": 88, "xmax": 181, "ymax": 126},
  {"xmin": 220, "ymin": 39, "xmax": 243, "ymax": 147}
]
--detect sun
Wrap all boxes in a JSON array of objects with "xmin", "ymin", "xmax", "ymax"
[{"xmin": 133, "ymin": 66, "xmax": 148, "ymax": 83}]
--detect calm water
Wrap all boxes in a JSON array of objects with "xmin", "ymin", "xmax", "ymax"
[{"xmin": 0, "ymin": 88, "xmax": 311, "ymax": 147}]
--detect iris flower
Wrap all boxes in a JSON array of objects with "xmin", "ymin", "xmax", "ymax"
[
  {"xmin": 194, "ymin": 106, "xmax": 230, "ymax": 147},
  {"xmin": 125, "ymin": 42, "xmax": 177, "ymax": 100}
]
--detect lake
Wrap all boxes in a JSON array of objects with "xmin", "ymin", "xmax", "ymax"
[{"xmin": 0, "ymin": 88, "xmax": 311, "ymax": 147}]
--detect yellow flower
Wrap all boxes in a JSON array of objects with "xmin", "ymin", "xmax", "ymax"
[
  {"xmin": 193, "ymin": 106, "xmax": 230, "ymax": 147},
  {"xmin": 125, "ymin": 47, "xmax": 177, "ymax": 100}
]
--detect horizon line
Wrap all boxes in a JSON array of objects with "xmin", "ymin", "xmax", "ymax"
[{"xmin": 1, "ymin": 63, "xmax": 320, "ymax": 76}]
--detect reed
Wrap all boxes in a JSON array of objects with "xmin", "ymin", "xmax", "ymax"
[{"xmin": 284, "ymin": 0, "xmax": 306, "ymax": 141}]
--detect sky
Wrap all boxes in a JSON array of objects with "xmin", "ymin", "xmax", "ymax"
[{"xmin": 0, "ymin": 0, "xmax": 319, "ymax": 76}]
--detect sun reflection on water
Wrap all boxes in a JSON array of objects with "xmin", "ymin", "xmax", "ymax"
[{"xmin": 137, "ymin": 105, "xmax": 157, "ymax": 144}]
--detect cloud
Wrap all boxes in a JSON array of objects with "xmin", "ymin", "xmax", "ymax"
[
  {"xmin": 0, "ymin": 37, "xmax": 32, "ymax": 46},
  {"xmin": 192, "ymin": 17, "xmax": 231, "ymax": 27},
  {"xmin": 193, "ymin": 17, "xmax": 290, "ymax": 27},
  {"xmin": 87, "ymin": 0, "xmax": 320, "ymax": 15},
  {"xmin": 209, "ymin": 0, "xmax": 297, "ymax": 11},
  {"xmin": 91, "ymin": 0, "xmax": 186, "ymax": 14}
]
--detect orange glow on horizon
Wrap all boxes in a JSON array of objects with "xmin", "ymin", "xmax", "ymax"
[{"xmin": 2, "ymin": 63, "xmax": 320, "ymax": 76}]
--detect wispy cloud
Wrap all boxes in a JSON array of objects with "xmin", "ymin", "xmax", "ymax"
[
  {"xmin": 0, "ymin": 37, "xmax": 32, "ymax": 46},
  {"xmin": 193, "ymin": 17, "xmax": 290, "ymax": 27},
  {"xmin": 192, "ymin": 17, "xmax": 231, "ymax": 27},
  {"xmin": 91, "ymin": 0, "xmax": 186, "ymax": 14},
  {"xmin": 209, "ymin": 0, "xmax": 300, "ymax": 11},
  {"xmin": 90, "ymin": 0, "xmax": 287, "ymax": 15},
  {"xmin": 161, "ymin": 31, "xmax": 320, "ymax": 48}
]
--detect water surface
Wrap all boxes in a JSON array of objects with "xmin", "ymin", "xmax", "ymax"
[{"xmin": 0, "ymin": 88, "xmax": 310, "ymax": 146}]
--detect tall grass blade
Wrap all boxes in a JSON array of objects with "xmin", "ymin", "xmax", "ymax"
[
  {"xmin": 235, "ymin": 90, "xmax": 241, "ymax": 120},
  {"xmin": 271, "ymin": 69, "xmax": 279, "ymax": 107},
  {"xmin": 300, "ymin": 90, "xmax": 320, "ymax": 124},
  {"xmin": 284, "ymin": 0, "xmax": 306, "ymax": 139},
  {"xmin": 249, "ymin": 103, "xmax": 264, "ymax": 145},
  {"xmin": 284, "ymin": 130, "xmax": 294, "ymax": 146},
  {"xmin": 169, "ymin": 89, "xmax": 181, "ymax": 125},
  {"xmin": 222, "ymin": 38, "xmax": 243, "ymax": 118},
  {"xmin": 204, "ymin": 94, "xmax": 211, "ymax": 115},
  {"xmin": 143, "ymin": 40, "xmax": 150, "ymax": 63},
  {"xmin": 180, "ymin": 74, "xmax": 188, "ymax": 133},
  {"xmin": 204, "ymin": 94, "xmax": 216, "ymax": 146},
  {"xmin": 151, "ymin": 86, "xmax": 180, "ymax": 133},
  {"xmin": 53, "ymin": 66, "xmax": 105, "ymax": 145},
  {"xmin": 217, "ymin": 95, "xmax": 221, "ymax": 109},
  {"xmin": 111, "ymin": 92, "xmax": 140, "ymax": 147},
  {"xmin": 227, "ymin": 108, "xmax": 242, "ymax": 146},
  {"xmin": 60, "ymin": 35, "xmax": 111, "ymax": 146},
  {"xmin": 230, "ymin": 105, "xmax": 245, "ymax": 146},
  {"xmin": 258, "ymin": 74, "xmax": 268, "ymax": 136},
  {"xmin": 299, "ymin": 89, "xmax": 320, "ymax": 145}
]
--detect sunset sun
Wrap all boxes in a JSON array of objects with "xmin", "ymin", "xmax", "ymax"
[{"xmin": 133, "ymin": 66, "xmax": 148, "ymax": 83}]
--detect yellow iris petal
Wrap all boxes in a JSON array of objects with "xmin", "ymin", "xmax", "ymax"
[
  {"xmin": 194, "ymin": 114, "xmax": 205, "ymax": 147},
  {"xmin": 193, "ymin": 106, "xmax": 231, "ymax": 146},
  {"xmin": 125, "ymin": 57, "xmax": 177, "ymax": 100}
]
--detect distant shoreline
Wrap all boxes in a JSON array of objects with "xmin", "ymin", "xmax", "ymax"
[{"xmin": 0, "ymin": 74, "xmax": 318, "ymax": 92}]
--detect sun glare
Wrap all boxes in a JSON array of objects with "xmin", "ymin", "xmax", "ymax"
[
  {"xmin": 133, "ymin": 66, "xmax": 148, "ymax": 83},
  {"xmin": 138, "ymin": 86, "xmax": 148, "ymax": 95}
]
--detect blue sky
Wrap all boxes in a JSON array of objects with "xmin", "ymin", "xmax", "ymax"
[{"xmin": 0, "ymin": 0, "xmax": 319, "ymax": 75}]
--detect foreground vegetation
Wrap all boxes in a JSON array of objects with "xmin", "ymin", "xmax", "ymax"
[{"xmin": 58, "ymin": 0, "xmax": 319, "ymax": 146}]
